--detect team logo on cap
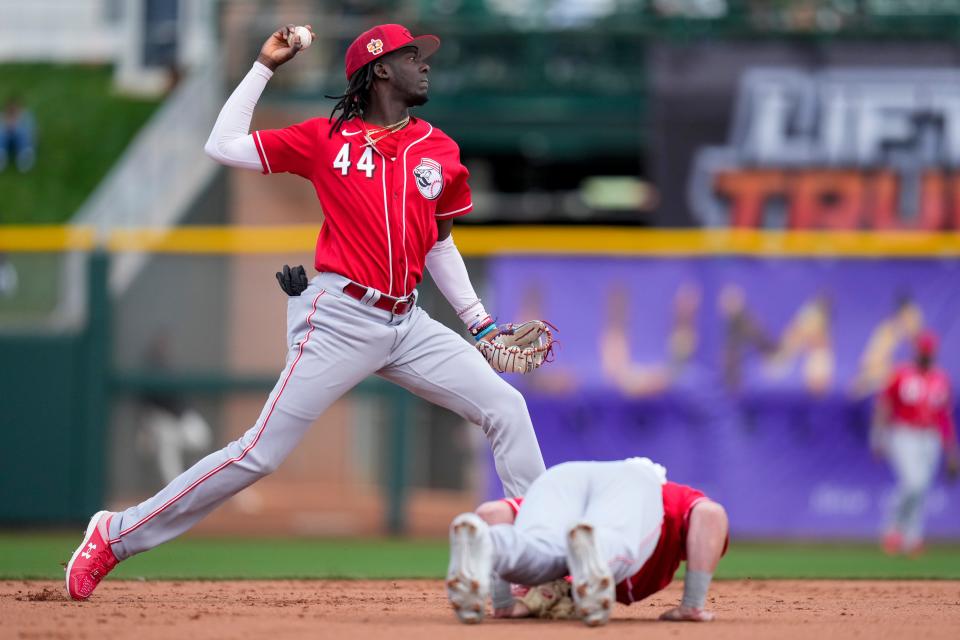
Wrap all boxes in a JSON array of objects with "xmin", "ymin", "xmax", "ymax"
[
  {"xmin": 367, "ymin": 38, "xmax": 384, "ymax": 55},
  {"xmin": 413, "ymin": 158, "xmax": 443, "ymax": 200}
]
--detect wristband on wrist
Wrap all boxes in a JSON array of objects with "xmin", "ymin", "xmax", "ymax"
[
  {"xmin": 680, "ymin": 570, "xmax": 712, "ymax": 610},
  {"xmin": 473, "ymin": 323, "xmax": 498, "ymax": 342},
  {"xmin": 468, "ymin": 314, "xmax": 494, "ymax": 335}
]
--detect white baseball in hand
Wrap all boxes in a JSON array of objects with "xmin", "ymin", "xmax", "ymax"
[{"xmin": 288, "ymin": 26, "xmax": 312, "ymax": 49}]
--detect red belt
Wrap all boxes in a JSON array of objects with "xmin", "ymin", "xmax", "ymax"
[{"xmin": 343, "ymin": 282, "xmax": 415, "ymax": 316}]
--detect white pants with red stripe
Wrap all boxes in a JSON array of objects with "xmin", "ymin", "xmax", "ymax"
[
  {"xmin": 108, "ymin": 272, "xmax": 545, "ymax": 559},
  {"xmin": 489, "ymin": 458, "xmax": 666, "ymax": 586}
]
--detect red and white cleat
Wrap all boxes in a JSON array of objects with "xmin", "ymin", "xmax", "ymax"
[{"xmin": 65, "ymin": 511, "xmax": 119, "ymax": 601}]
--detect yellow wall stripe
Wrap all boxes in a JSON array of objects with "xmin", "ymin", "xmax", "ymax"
[
  {"xmin": 2, "ymin": 225, "xmax": 960, "ymax": 256},
  {"xmin": 452, "ymin": 228, "xmax": 960, "ymax": 257},
  {"xmin": 0, "ymin": 226, "xmax": 97, "ymax": 252},
  {"xmin": 106, "ymin": 227, "xmax": 318, "ymax": 253}
]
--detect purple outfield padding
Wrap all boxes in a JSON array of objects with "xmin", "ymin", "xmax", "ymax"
[{"xmin": 486, "ymin": 256, "xmax": 960, "ymax": 539}]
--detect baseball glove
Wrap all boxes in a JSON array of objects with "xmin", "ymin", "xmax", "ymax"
[
  {"xmin": 515, "ymin": 580, "xmax": 576, "ymax": 619},
  {"xmin": 476, "ymin": 320, "xmax": 555, "ymax": 374}
]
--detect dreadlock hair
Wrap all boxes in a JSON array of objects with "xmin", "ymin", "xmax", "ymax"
[{"xmin": 327, "ymin": 62, "xmax": 375, "ymax": 135}]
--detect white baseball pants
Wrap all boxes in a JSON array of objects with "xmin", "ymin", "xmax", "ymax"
[
  {"xmin": 490, "ymin": 458, "xmax": 666, "ymax": 585},
  {"xmin": 108, "ymin": 273, "xmax": 545, "ymax": 559},
  {"xmin": 885, "ymin": 424, "xmax": 942, "ymax": 547}
]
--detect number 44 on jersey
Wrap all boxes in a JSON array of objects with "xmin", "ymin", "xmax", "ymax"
[{"xmin": 333, "ymin": 143, "xmax": 376, "ymax": 178}]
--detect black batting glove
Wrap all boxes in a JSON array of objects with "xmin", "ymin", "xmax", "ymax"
[{"xmin": 276, "ymin": 264, "xmax": 308, "ymax": 296}]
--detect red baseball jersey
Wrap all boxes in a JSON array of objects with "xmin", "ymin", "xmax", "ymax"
[
  {"xmin": 884, "ymin": 364, "xmax": 956, "ymax": 446},
  {"xmin": 253, "ymin": 116, "xmax": 472, "ymax": 297},
  {"xmin": 615, "ymin": 482, "xmax": 716, "ymax": 605},
  {"xmin": 500, "ymin": 481, "xmax": 724, "ymax": 605}
]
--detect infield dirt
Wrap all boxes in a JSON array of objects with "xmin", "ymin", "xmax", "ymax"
[{"xmin": 4, "ymin": 579, "xmax": 959, "ymax": 639}]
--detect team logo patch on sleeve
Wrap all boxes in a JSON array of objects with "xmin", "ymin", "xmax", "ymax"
[
  {"xmin": 413, "ymin": 158, "xmax": 443, "ymax": 200},
  {"xmin": 367, "ymin": 39, "xmax": 384, "ymax": 55}
]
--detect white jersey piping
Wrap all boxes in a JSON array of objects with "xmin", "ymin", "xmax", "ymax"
[
  {"xmin": 400, "ymin": 124, "xmax": 434, "ymax": 296},
  {"xmin": 436, "ymin": 202, "xmax": 473, "ymax": 218},
  {"xmin": 379, "ymin": 149, "xmax": 392, "ymax": 295},
  {"xmin": 255, "ymin": 131, "xmax": 272, "ymax": 174}
]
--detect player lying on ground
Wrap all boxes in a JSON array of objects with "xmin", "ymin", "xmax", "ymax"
[
  {"xmin": 65, "ymin": 23, "xmax": 549, "ymax": 601},
  {"xmin": 446, "ymin": 458, "xmax": 728, "ymax": 625}
]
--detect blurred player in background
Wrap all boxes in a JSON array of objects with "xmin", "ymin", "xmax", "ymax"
[
  {"xmin": 136, "ymin": 333, "xmax": 213, "ymax": 485},
  {"xmin": 65, "ymin": 23, "xmax": 546, "ymax": 601},
  {"xmin": 446, "ymin": 457, "xmax": 728, "ymax": 625},
  {"xmin": 872, "ymin": 330, "xmax": 959, "ymax": 555}
]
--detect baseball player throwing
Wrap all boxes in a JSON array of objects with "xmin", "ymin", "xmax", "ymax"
[
  {"xmin": 65, "ymin": 23, "xmax": 546, "ymax": 600},
  {"xmin": 446, "ymin": 457, "xmax": 729, "ymax": 625},
  {"xmin": 873, "ymin": 330, "xmax": 959, "ymax": 555}
]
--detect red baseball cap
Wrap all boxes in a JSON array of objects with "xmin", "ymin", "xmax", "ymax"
[
  {"xmin": 344, "ymin": 24, "xmax": 440, "ymax": 80},
  {"xmin": 916, "ymin": 330, "xmax": 939, "ymax": 356}
]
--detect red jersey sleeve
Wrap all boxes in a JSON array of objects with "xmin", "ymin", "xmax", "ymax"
[
  {"xmin": 253, "ymin": 118, "xmax": 321, "ymax": 178},
  {"xmin": 883, "ymin": 369, "xmax": 903, "ymax": 403},
  {"xmin": 435, "ymin": 150, "xmax": 472, "ymax": 219}
]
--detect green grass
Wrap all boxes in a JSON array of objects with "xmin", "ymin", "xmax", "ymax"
[
  {"xmin": 1, "ymin": 535, "xmax": 450, "ymax": 580},
  {"xmin": 2, "ymin": 534, "xmax": 959, "ymax": 581},
  {"xmin": 715, "ymin": 541, "xmax": 960, "ymax": 580},
  {"xmin": 0, "ymin": 64, "xmax": 160, "ymax": 224}
]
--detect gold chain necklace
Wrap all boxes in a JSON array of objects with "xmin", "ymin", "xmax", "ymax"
[{"xmin": 362, "ymin": 115, "xmax": 410, "ymax": 146}]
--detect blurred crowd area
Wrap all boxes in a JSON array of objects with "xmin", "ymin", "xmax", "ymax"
[
  {"xmin": 214, "ymin": 0, "xmax": 960, "ymax": 225},
  {"xmin": 223, "ymin": 0, "xmax": 960, "ymax": 29},
  {"xmin": 5, "ymin": 0, "xmax": 960, "ymax": 225}
]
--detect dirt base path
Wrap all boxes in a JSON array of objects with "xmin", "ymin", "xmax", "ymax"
[{"xmin": 4, "ymin": 579, "xmax": 960, "ymax": 640}]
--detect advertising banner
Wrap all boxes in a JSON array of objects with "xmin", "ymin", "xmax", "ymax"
[
  {"xmin": 649, "ymin": 41, "xmax": 960, "ymax": 229},
  {"xmin": 486, "ymin": 256, "xmax": 960, "ymax": 538}
]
